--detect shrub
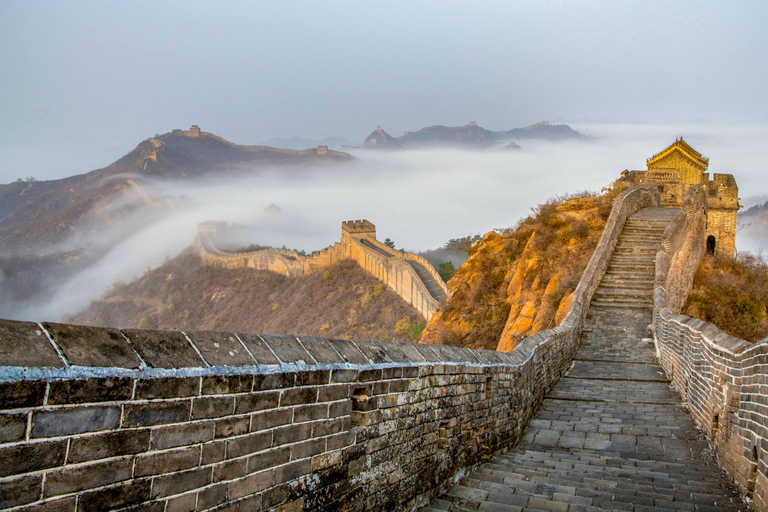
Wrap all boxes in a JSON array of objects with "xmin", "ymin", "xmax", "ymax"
[
  {"xmin": 438, "ymin": 261, "xmax": 456, "ymax": 282},
  {"xmin": 395, "ymin": 317, "xmax": 411, "ymax": 336},
  {"xmin": 409, "ymin": 320, "xmax": 426, "ymax": 340}
]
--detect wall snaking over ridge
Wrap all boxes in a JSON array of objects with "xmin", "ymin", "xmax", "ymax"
[
  {"xmin": 653, "ymin": 185, "xmax": 768, "ymax": 510},
  {"xmin": 197, "ymin": 220, "xmax": 449, "ymax": 321},
  {"xmin": 0, "ymin": 186, "xmax": 663, "ymax": 511}
]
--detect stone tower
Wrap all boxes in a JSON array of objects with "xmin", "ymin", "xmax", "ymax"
[
  {"xmin": 341, "ymin": 220, "xmax": 376, "ymax": 256},
  {"xmin": 619, "ymin": 139, "xmax": 740, "ymax": 257}
]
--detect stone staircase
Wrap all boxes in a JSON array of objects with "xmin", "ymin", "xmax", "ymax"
[
  {"xmin": 424, "ymin": 208, "xmax": 746, "ymax": 511},
  {"xmin": 590, "ymin": 210, "xmax": 676, "ymax": 310}
]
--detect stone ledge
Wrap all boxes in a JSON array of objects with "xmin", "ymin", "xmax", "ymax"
[{"xmin": 0, "ymin": 319, "xmax": 522, "ymax": 383}]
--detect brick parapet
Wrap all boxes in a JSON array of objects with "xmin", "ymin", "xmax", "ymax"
[
  {"xmin": 653, "ymin": 186, "xmax": 768, "ymax": 509},
  {"xmin": 364, "ymin": 237, "xmax": 449, "ymax": 296},
  {"xmin": 197, "ymin": 221, "xmax": 446, "ymax": 320},
  {"xmin": 0, "ymin": 317, "xmax": 575, "ymax": 512}
]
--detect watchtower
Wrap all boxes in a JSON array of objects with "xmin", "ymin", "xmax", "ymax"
[
  {"xmin": 619, "ymin": 139, "xmax": 741, "ymax": 257},
  {"xmin": 188, "ymin": 125, "xmax": 201, "ymax": 137},
  {"xmin": 317, "ymin": 146, "xmax": 328, "ymax": 155},
  {"xmin": 341, "ymin": 220, "xmax": 376, "ymax": 257}
]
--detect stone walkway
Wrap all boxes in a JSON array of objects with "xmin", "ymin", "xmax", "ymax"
[{"xmin": 425, "ymin": 209, "xmax": 746, "ymax": 511}]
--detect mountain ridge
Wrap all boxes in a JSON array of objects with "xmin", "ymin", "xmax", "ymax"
[{"xmin": 362, "ymin": 120, "xmax": 587, "ymax": 149}]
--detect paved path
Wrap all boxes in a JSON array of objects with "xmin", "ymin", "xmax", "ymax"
[{"xmin": 426, "ymin": 208, "xmax": 745, "ymax": 511}]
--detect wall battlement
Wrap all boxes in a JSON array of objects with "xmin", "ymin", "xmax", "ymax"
[
  {"xmin": 341, "ymin": 219, "xmax": 375, "ymax": 233},
  {"xmin": 198, "ymin": 220, "xmax": 448, "ymax": 320},
  {"xmin": 652, "ymin": 185, "xmax": 768, "ymax": 510}
]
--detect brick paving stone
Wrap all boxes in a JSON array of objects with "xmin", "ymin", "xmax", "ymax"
[{"xmin": 426, "ymin": 208, "xmax": 747, "ymax": 512}]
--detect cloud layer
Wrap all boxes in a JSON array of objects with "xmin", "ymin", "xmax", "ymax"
[{"xmin": 14, "ymin": 123, "xmax": 768, "ymax": 322}]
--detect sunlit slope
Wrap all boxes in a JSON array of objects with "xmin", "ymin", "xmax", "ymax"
[
  {"xmin": 420, "ymin": 190, "xmax": 616, "ymax": 351},
  {"xmin": 70, "ymin": 250, "xmax": 423, "ymax": 342}
]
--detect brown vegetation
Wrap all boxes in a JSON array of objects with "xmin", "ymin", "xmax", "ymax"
[
  {"xmin": 683, "ymin": 253, "xmax": 768, "ymax": 342},
  {"xmin": 420, "ymin": 188, "xmax": 618, "ymax": 351},
  {"xmin": 70, "ymin": 250, "xmax": 423, "ymax": 342}
]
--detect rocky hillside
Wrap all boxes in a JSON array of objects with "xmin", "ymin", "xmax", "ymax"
[
  {"xmin": 70, "ymin": 250, "xmax": 424, "ymax": 343},
  {"xmin": 361, "ymin": 121, "xmax": 587, "ymax": 149},
  {"xmin": 420, "ymin": 189, "xmax": 617, "ymax": 351}
]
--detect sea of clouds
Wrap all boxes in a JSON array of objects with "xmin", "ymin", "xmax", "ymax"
[{"xmin": 11, "ymin": 123, "xmax": 768, "ymax": 321}]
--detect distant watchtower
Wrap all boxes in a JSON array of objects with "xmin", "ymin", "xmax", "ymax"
[
  {"xmin": 188, "ymin": 125, "xmax": 201, "ymax": 137},
  {"xmin": 341, "ymin": 220, "xmax": 377, "ymax": 258},
  {"xmin": 469, "ymin": 121, "xmax": 477, "ymax": 127},
  {"xmin": 317, "ymin": 146, "xmax": 328, "ymax": 155},
  {"xmin": 342, "ymin": 219, "xmax": 375, "ymax": 245}
]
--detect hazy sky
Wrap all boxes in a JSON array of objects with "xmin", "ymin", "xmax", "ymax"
[{"xmin": 2, "ymin": 1, "xmax": 768, "ymax": 181}]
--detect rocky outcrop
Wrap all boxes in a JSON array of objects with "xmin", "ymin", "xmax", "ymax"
[{"xmin": 420, "ymin": 194, "xmax": 614, "ymax": 351}]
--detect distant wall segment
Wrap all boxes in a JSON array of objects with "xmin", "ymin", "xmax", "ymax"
[
  {"xmin": 653, "ymin": 185, "xmax": 768, "ymax": 510},
  {"xmin": 197, "ymin": 220, "xmax": 450, "ymax": 321}
]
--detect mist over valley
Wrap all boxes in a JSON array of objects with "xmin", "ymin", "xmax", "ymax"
[{"xmin": 2, "ymin": 121, "xmax": 768, "ymax": 324}]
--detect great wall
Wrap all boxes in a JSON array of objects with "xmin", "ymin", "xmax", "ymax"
[
  {"xmin": 1, "ymin": 141, "xmax": 766, "ymax": 512},
  {"xmin": 197, "ymin": 219, "xmax": 449, "ymax": 321}
]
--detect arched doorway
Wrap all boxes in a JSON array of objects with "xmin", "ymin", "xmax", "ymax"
[{"xmin": 706, "ymin": 235, "xmax": 716, "ymax": 255}]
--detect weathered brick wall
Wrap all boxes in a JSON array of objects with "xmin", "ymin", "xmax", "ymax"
[
  {"xmin": 197, "ymin": 220, "xmax": 447, "ymax": 320},
  {"xmin": 0, "ymin": 319, "xmax": 578, "ymax": 512},
  {"xmin": 653, "ymin": 186, "xmax": 768, "ymax": 510},
  {"xmin": 0, "ymin": 186, "xmax": 661, "ymax": 512}
]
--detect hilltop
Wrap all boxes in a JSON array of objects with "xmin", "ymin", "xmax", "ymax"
[
  {"xmin": 740, "ymin": 199, "xmax": 768, "ymax": 250},
  {"xmin": 362, "ymin": 121, "xmax": 587, "ymax": 149},
  {"xmin": 420, "ymin": 188, "xmax": 617, "ymax": 351},
  {"xmin": 0, "ymin": 126, "xmax": 353, "ymax": 320},
  {"xmin": 0, "ymin": 126, "xmax": 352, "ymax": 253},
  {"xmin": 70, "ymin": 249, "xmax": 424, "ymax": 342}
]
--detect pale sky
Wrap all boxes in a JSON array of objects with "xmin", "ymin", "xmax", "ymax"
[{"xmin": 1, "ymin": 0, "xmax": 768, "ymax": 182}]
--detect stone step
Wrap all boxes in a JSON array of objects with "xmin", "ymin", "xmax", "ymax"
[
  {"xmin": 598, "ymin": 282, "xmax": 653, "ymax": 292},
  {"xmin": 613, "ymin": 244, "xmax": 659, "ymax": 251},
  {"xmin": 594, "ymin": 288, "xmax": 652, "ymax": 299},
  {"xmin": 599, "ymin": 280, "xmax": 654, "ymax": 288},
  {"xmin": 425, "ymin": 207, "xmax": 744, "ymax": 512},
  {"xmin": 617, "ymin": 233, "xmax": 665, "ymax": 240},
  {"xmin": 589, "ymin": 300, "xmax": 652, "ymax": 309},
  {"xmin": 606, "ymin": 260, "xmax": 655, "ymax": 267},
  {"xmin": 601, "ymin": 270, "xmax": 654, "ymax": 278},
  {"xmin": 609, "ymin": 254, "xmax": 656, "ymax": 261},
  {"xmin": 607, "ymin": 262, "xmax": 655, "ymax": 270}
]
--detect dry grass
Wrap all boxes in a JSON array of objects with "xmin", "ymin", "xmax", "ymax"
[
  {"xmin": 683, "ymin": 253, "xmax": 768, "ymax": 342},
  {"xmin": 420, "ymin": 186, "xmax": 620, "ymax": 351}
]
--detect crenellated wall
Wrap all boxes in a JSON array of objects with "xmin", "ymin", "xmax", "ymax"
[
  {"xmin": 0, "ymin": 186, "xmax": 663, "ymax": 512},
  {"xmin": 343, "ymin": 235, "xmax": 447, "ymax": 320},
  {"xmin": 197, "ymin": 223, "xmax": 344, "ymax": 279},
  {"xmin": 197, "ymin": 220, "xmax": 450, "ymax": 321},
  {"xmin": 653, "ymin": 185, "xmax": 768, "ymax": 510}
]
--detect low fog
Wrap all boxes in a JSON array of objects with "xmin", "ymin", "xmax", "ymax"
[{"xmin": 12, "ymin": 123, "xmax": 768, "ymax": 322}]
